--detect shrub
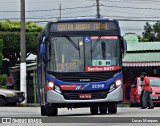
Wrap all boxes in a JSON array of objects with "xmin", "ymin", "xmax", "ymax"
[{"xmin": 0, "ymin": 74, "xmax": 8, "ymax": 88}]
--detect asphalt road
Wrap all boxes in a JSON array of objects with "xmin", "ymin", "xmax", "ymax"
[
  {"xmin": 0, "ymin": 106, "xmax": 159, "ymax": 117},
  {"xmin": 0, "ymin": 107, "xmax": 159, "ymax": 125}
]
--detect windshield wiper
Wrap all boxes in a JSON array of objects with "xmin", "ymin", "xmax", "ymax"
[
  {"xmin": 64, "ymin": 35, "xmax": 80, "ymax": 50},
  {"xmin": 91, "ymin": 36, "xmax": 101, "ymax": 52}
]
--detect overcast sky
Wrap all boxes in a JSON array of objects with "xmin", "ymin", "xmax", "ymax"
[{"xmin": 0, "ymin": 0, "xmax": 160, "ymax": 35}]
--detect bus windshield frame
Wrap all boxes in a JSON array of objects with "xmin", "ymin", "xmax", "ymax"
[{"xmin": 46, "ymin": 35, "xmax": 121, "ymax": 73}]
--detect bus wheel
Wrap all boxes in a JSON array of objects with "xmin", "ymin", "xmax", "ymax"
[
  {"xmin": 90, "ymin": 105, "xmax": 98, "ymax": 115},
  {"xmin": 99, "ymin": 105, "xmax": 107, "ymax": 114},
  {"xmin": 108, "ymin": 103, "xmax": 117, "ymax": 114},
  {"xmin": 41, "ymin": 105, "xmax": 46, "ymax": 116},
  {"xmin": 46, "ymin": 104, "xmax": 58, "ymax": 116}
]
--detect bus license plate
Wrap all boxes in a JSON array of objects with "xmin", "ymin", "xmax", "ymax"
[
  {"xmin": 151, "ymin": 96, "xmax": 158, "ymax": 100},
  {"xmin": 79, "ymin": 94, "xmax": 92, "ymax": 99}
]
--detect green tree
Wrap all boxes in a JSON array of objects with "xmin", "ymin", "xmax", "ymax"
[
  {"xmin": 0, "ymin": 19, "xmax": 43, "ymax": 32},
  {"xmin": 0, "ymin": 74, "xmax": 8, "ymax": 88},
  {"xmin": 153, "ymin": 21, "xmax": 160, "ymax": 41},
  {"xmin": 142, "ymin": 21, "xmax": 160, "ymax": 42},
  {"xmin": 0, "ymin": 20, "xmax": 44, "ymax": 66}
]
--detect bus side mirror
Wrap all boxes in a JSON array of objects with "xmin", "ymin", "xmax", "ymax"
[
  {"xmin": 40, "ymin": 43, "xmax": 45, "ymax": 58},
  {"xmin": 121, "ymin": 37, "xmax": 127, "ymax": 56},
  {"xmin": 40, "ymin": 36, "xmax": 47, "ymax": 58}
]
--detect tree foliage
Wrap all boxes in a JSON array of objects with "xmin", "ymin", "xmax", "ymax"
[
  {"xmin": 0, "ymin": 74, "xmax": 8, "ymax": 88},
  {"xmin": 0, "ymin": 19, "xmax": 44, "ymax": 32},
  {"xmin": 0, "ymin": 32, "xmax": 40, "ymax": 66},
  {"xmin": 0, "ymin": 20, "xmax": 44, "ymax": 66},
  {"xmin": 142, "ymin": 21, "xmax": 160, "ymax": 42}
]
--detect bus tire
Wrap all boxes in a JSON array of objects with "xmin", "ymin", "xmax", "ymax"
[
  {"xmin": 90, "ymin": 105, "xmax": 98, "ymax": 115},
  {"xmin": 108, "ymin": 103, "xmax": 117, "ymax": 114},
  {"xmin": 41, "ymin": 105, "xmax": 47, "ymax": 116},
  {"xmin": 99, "ymin": 105, "xmax": 107, "ymax": 114},
  {"xmin": 46, "ymin": 104, "xmax": 58, "ymax": 116}
]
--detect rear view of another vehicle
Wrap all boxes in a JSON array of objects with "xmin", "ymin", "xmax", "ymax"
[
  {"xmin": 130, "ymin": 77, "xmax": 160, "ymax": 107},
  {"xmin": 149, "ymin": 77, "xmax": 160, "ymax": 105},
  {"xmin": 0, "ymin": 88, "xmax": 25, "ymax": 106}
]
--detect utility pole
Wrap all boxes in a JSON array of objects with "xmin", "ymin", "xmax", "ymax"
[
  {"xmin": 20, "ymin": 0, "xmax": 27, "ymax": 104},
  {"xmin": 96, "ymin": 0, "xmax": 100, "ymax": 18},
  {"xmin": 59, "ymin": 4, "xmax": 61, "ymax": 19}
]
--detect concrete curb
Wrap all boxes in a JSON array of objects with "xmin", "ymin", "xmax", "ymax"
[{"xmin": 15, "ymin": 103, "xmax": 40, "ymax": 107}]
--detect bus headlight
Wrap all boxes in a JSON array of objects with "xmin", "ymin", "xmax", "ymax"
[
  {"xmin": 48, "ymin": 81, "xmax": 61, "ymax": 93},
  {"xmin": 115, "ymin": 79, "xmax": 122, "ymax": 87},
  {"xmin": 55, "ymin": 85, "xmax": 61, "ymax": 93},
  {"xmin": 110, "ymin": 84, "xmax": 115, "ymax": 90},
  {"xmin": 48, "ymin": 81, "xmax": 55, "ymax": 88},
  {"xmin": 109, "ymin": 79, "xmax": 122, "ymax": 92}
]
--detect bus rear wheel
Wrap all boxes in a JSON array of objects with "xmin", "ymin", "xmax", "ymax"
[
  {"xmin": 99, "ymin": 105, "xmax": 107, "ymax": 114},
  {"xmin": 90, "ymin": 105, "xmax": 98, "ymax": 115},
  {"xmin": 46, "ymin": 104, "xmax": 58, "ymax": 116},
  {"xmin": 108, "ymin": 103, "xmax": 117, "ymax": 114}
]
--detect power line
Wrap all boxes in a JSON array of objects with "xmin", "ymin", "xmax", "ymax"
[
  {"xmin": 60, "ymin": 9, "xmax": 96, "ymax": 15},
  {"xmin": 101, "ymin": 4, "xmax": 160, "ymax": 11},
  {"xmin": 89, "ymin": 0, "xmax": 160, "ymax": 3},
  {"xmin": 1, "ymin": 4, "xmax": 160, "ymax": 13},
  {"xmin": 0, "ymin": 0, "xmax": 90, "ymax": 3},
  {"xmin": 32, "ymin": 9, "xmax": 96, "ymax": 18},
  {"xmin": 101, "ymin": 9, "xmax": 158, "ymax": 17},
  {"xmin": 101, "ymin": 0, "xmax": 160, "ymax": 3},
  {"xmin": 102, "ymin": 15, "xmax": 160, "ymax": 19},
  {"xmin": 0, "ymin": 5, "xmax": 95, "ymax": 13},
  {"xmin": 1, "ymin": 9, "xmax": 96, "ymax": 20},
  {"xmin": 0, "ymin": 15, "xmax": 96, "ymax": 20}
]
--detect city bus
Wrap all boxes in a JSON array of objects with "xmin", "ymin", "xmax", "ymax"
[{"xmin": 37, "ymin": 18, "xmax": 126, "ymax": 116}]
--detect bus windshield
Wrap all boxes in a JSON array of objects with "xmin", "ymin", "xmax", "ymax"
[{"xmin": 47, "ymin": 36, "xmax": 120, "ymax": 72}]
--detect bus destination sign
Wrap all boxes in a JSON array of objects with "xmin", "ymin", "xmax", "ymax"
[{"xmin": 50, "ymin": 22, "xmax": 117, "ymax": 32}]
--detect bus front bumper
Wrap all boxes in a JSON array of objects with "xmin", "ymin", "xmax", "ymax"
[{"xmin": 47, "ymin": 86, "xmax": 123, "ymax": 104}]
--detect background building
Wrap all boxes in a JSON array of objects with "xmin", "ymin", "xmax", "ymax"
[{"xmin": 123, "ymin": 42, "xmax": 160, "ymax": 102}]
